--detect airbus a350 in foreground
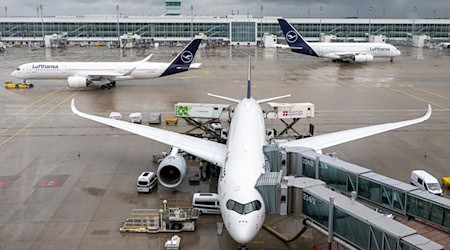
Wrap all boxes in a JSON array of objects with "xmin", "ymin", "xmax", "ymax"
[
  {"xmin": 278, "ymin": 18, "xmax": 401, "ymax": 62},
  {"xmin": 71, "ymin": 56, "xmax": 430, "ymax": 246},
  {"xmin": 11, "ymin": 39, "xmax": 202, "ymax": 89}
]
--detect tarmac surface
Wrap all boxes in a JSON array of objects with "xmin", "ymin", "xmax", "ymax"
[{"xmin": 0, "ymin": 44, "xmax": 449, "ymax": 249}]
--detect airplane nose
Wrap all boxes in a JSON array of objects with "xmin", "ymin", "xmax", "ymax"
[
  {"xmin": 11, "ymin": 70, "xmax": 16, "ymax": 77},
  {"xmin": 228, "ymin": 224, "xmax": 257, "ymax": 244},
  {"xmin": 396, "ymin": 50, "xmax": 401, "ymax": 56}
]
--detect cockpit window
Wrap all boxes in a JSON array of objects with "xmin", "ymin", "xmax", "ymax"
[
  {"xmin": 16, "ymin": 68, "xmax": 20, "ymax": 71},
  {"xmin": 226, "ymin": 199, "xmax": 262, "ymax": 215}
]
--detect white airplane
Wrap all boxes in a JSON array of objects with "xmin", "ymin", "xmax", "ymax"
[
  {"xmin": 71, "ymin": 56, "xmax": 431, "ymax": 246},
  {"xmin": 11, "ymin": 39, "xmax": 202, "ymax": 89},
  {"xmin": 278, "ymin": 19, "xmax": 401, "ymax": 62}
]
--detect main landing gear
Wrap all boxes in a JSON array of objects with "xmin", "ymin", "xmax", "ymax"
[{"xmin": 100, "ymin": 81, "xmax": 116, "ymax": 89}]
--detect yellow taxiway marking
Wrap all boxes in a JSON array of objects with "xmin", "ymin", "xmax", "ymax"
[
  {"xmin": 409, "ymin": 86, "xmax": 450, "ymax": 102},
  {"xmin": 386, "ymin": 86, "xmax": 450, "ymax": 111},
  {"xmin": 178, "ymin": 76, "xmax": 197, "ymax": 79},
  {"xmin": 0, "ymin": 88, "xmax": 63, "ymax": 124},
  {"xmin": 0, "ymin": 91, "xmax": 80, "ymax": 148}
]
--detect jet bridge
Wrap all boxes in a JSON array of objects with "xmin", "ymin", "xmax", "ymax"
[{"xmin": 255, "ymin": 144, "xmax": 447, "ymax": 249}]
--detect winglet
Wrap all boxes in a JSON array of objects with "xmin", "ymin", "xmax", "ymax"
[
  {"xmin": 71, "ymin": 99, "xmax": 80, "ymax": 116},
  {"xmin": 277, "ymin": 18, "xmax": 319, "ymax": 57},
  {"xmin": 137, "ymin": 54, "xmax": 153, "ymax": 63},
  {"xmin": 423, "ymin": 104, "xmax": 432, "ymax": 121}
]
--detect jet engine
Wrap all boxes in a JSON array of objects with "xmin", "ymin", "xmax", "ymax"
[
  {"xmin": 353, "ymin": 54, "xmax": 374, "ymax": 62},
  {"xmin": 157, "ymin": 148, "xmax": 187, "ymax": 188},
  {"xmin": 67, "ymin": 76, "xmax": 90, "ymax": 88}
]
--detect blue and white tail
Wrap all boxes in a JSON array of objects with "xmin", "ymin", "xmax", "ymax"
[
  {"xmin": 278, "ymin": 18, "xmax": 318, "ymax": 57},
  {"xmin": 161, "ymin": 38, "xmax": 202, "ymax": 77}
]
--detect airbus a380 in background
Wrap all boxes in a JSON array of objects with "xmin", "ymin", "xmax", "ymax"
[
  {"xmin": 11, "ymin": 39, "xmax": 202, "ymax": 89},
  {"xmin": 278, "ymin": 19, "xmax": 401, "ymax": 62},
  {"xmin": 71, "ymin": 56, "xmax": 430, "ymax": 246}
]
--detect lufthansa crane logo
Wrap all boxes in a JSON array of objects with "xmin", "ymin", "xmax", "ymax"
[
  {"xmin": 286, "ymin": 31, "xmax": 298, "ymax": 43},
  {"xmin": 180, "ymin": 51, "xmax": 193, "ymax": 64}
]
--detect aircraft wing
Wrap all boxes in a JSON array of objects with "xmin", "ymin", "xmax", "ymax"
[
  {"xmin": 280, "ymin": 105, "xmax": 431, "ymax": 152},
  {"xmin": 77, "ymin": 67, "xmax": 137, "ymax": 80},
  {"xmin": 325, "ymin": 52, "xmax": 370, "ymax": 60},
  {"xmin": 71, "ymin": 99, "xmax": 226, "ymax": 167}
]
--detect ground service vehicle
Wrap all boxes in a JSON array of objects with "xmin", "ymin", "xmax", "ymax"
[
  {"xmin": 137, "ymin": 171, "xmax": 158, "ymax": 193},
  {"xmin": 192, "ymin": 193, "xmax": 220, "ymax": 215},
  {"xmin": 411, "ymin": 170, "xmax": 443, "ymax": 196},
  {"xmin": 5, "ymin": 81, "xmax": 33, "ymax": 89}
]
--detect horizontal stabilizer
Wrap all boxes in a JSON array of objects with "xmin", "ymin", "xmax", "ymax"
[
  {"xmin": 190, "ymin": 63, "xmax": 202, "ymax": 68},
  {"xmin": 257, "ymin": 94, "xmax": 291, "ymax": 104},
  {"xmin": 207, "ymin": 93, "xmax": 240, "ymax": 104}
]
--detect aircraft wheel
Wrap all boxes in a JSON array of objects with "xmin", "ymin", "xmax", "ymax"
[
  {"xmin": 111, "ymin": 81, "xmax": 116, "ymax": 87},
  {"xmin": 100, "ymin": 85, "xmax": 106, "ymax": 89},
  {"xmin": 106, "ymin": 84, "xmax": 112, "ymax": 89}
]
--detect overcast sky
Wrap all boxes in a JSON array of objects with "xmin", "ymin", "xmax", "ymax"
[{"xmin": 2, "ymin": 0, "xmax": 450, "ymax": 19}]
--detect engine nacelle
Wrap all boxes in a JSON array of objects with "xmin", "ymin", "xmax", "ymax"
[
  {"xmin": 67, "ymin": 76, "xmax": 89, "ymax": 88},
  {"xmin": 353, "ymin": 54, "xmax": 374, "ymax": 62},
  {"xmin": 157, "ymin": 153, "xmax": 187, "ymax": 188}
]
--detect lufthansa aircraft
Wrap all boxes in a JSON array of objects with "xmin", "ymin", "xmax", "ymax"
[
  {"xmin": 71, "ymin": 56, "xmax": 430, "ymax": 246},
  {"xmin": 11, "ymin": 39, "xmax": 202, "ymax": 89},
  {"xmin": 278, "ymin": 19, "xmax": 401, "ymax": 62}
]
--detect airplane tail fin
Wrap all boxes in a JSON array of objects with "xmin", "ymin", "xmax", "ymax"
[
  {"xmin": 247, "ymin": 54, "xmax": 251, "ymax": 99},
  {"xmin": 160, "ymin": 38, "xmax": 202, "ymax": 77},
  {"xmin": 277, "ymin": 18, "xmax": 318, "ymax": 57}
]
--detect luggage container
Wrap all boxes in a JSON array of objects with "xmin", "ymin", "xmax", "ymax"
[
  {"xmin": 109, "ymin": 112, "xmax": 122, "ymax": 120},
  {"xmin": 129, "ymin": 112, "xmax": 143, "ymax": 124},
  {"xmin": 149, "ymin": 112, "xmax": 161, "ymax": 124}
]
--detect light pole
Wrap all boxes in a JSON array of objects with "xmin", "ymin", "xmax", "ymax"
[
  {"xmin": 368, "ymin": 6, "xmax": 373, "ymax": 35},
  {"xmin": 356, "ymin": 9, "xmax": 359, "ymax": 18},
  {"xmin": 116, "ymin": 5, "xmax": 120, "ymax": 48},
  {"xmin": 260, "ymin": 5, "xmax": 263, "ymax": 45},
  {"xmin": 383, "ymin": 9, "xmax": 386, "ymax": 19},
  {"xmin": 319, "ymin": 6, "xmax": 323, "ymax": 36},
  {"xmin": 4, "ymin": 6, "xmax": 6, "ymax": 17},
  {"xmin": 308, "ymin": 8, "xmax": 310, "ymax": 18},
  {"xmin": 40, "ymin": 4, "xmax": 44, "ymax": 45},
  {"xmin": 412, "ymin": 6, "xmax": 417, "ymax": 36},
  {"xmin": 190, "ymin": 5, "xmax": 193, "ymax": 38}
]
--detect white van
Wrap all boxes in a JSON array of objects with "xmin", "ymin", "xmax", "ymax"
[
  {"xmin": 192, "ymin": 193, "xmax": 220, "ymax": 215},
  {"xmin": 137, "ymin": 171, "xmax": 158, "ymax": 193},
  {"xmin": 410, "ymin": 170, "xmax": 443, "ymax": 196}
]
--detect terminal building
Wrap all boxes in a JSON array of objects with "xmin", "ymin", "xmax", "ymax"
[{"xmin": 1, "ymin": 15, "xmax": 450, "ymax": 46}]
